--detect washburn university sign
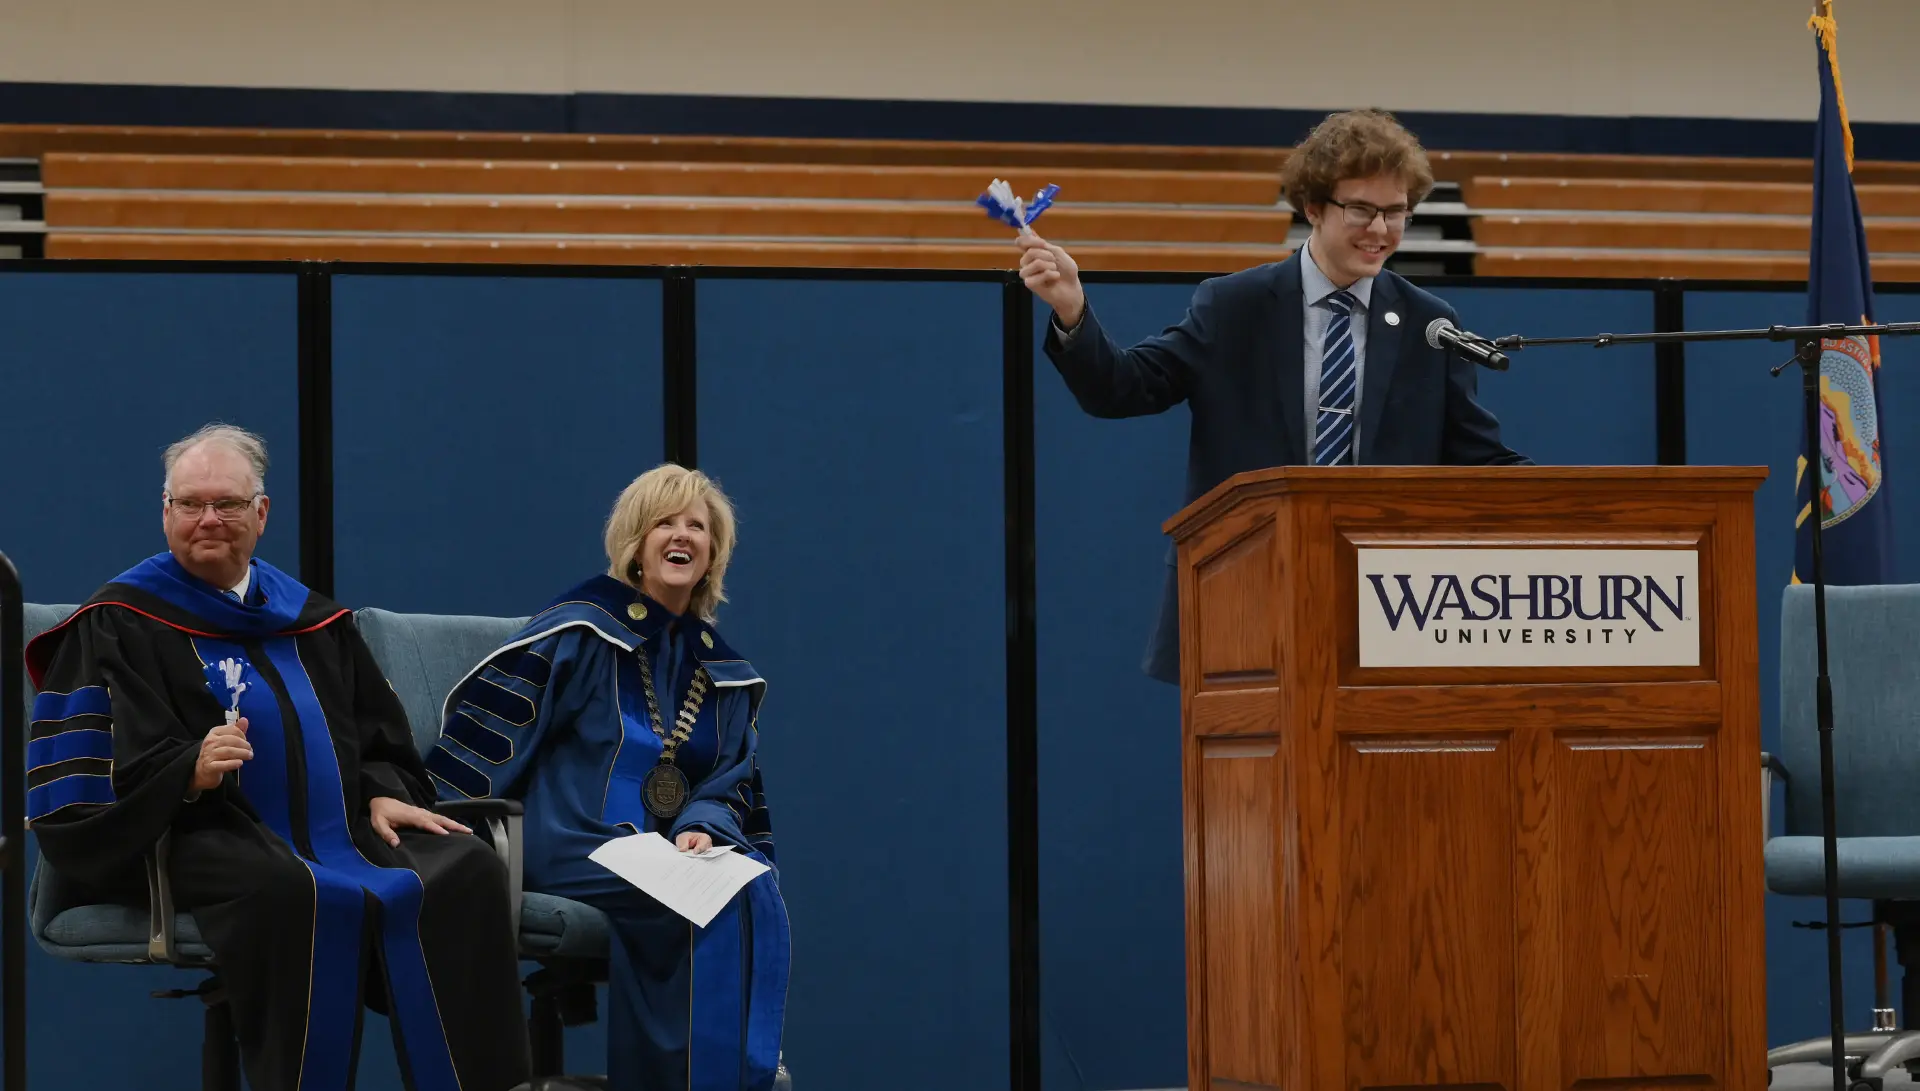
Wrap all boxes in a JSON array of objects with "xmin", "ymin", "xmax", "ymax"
[{"xmin": 1357, "ymin": 548, "xmax": 1700, "ymax": 668}]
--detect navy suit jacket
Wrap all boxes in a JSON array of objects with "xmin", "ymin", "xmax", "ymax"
[{"xmin": 1043, "ymin": 250, "xmax": 1530, "ymax": 684}]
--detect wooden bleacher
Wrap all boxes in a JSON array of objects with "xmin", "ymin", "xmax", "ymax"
[
  {"xmin": 7, "ymin": 125, "xmax": 1297, "ymax": 272},
  {"xmin": 1467, "ymin": 175, "xmax": 1920, "ymax": 280},
  {"xmin": 3, "ymin": 123, "xmax": 1919, "ymax": 279},
  {"xmin": 0, "ymin": 125, "xmax": 1287, "ymax": 171},
  {"xmin": 40, "ymin": 153, "xmax": 1282, "ymax": 204},
  {"xmin": 1434, "ymin": 150, "xmax": 1920, "ymax": 187}
]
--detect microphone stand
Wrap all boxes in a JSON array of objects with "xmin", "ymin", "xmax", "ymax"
[{"xmin": 1487, "ymin": 318, "xmax": 1920, "ymax": 1091}]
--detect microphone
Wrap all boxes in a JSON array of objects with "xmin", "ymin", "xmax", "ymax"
[{"xmin": 1425, "ymin": 318, "xmax": 1510, "ymax": 371}]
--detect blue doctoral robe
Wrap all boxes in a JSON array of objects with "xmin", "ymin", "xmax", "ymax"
[{"xmin": 429, "ymin": 575, "xmax": 789, "ymax": 1091}]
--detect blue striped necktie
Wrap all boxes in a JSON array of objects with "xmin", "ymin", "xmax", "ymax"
[{"xmin": 1313, "ymin": 290, "xmax": 1360, "ymax": 466}]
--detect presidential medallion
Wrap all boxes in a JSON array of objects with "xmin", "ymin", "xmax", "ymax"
[{"xmin": 643, "ymin": 762, "xmax": 690, "ymax": 819}]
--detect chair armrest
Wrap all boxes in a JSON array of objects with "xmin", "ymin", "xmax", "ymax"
[
  {"xmin": 145, "ymin": 832, "xmax": 210, "ymax": 966},
  {"xmin": 1760, "ymin": 752, "xmax": 1790, "ymax": 844},
  {"xmin": 1762, "ymin": 752, "xmax": 1790, "ymax": 784},
  {"xmin": 436, "ymin": 800, "xmax": 523, "ymax": 939},
  {"xmin": 436, "ymin": 799, "xmax": 523, "ymax": 818}
]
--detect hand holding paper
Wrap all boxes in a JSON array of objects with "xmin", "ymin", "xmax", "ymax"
[{"xmin": 589, "ymin": 832, "xmax": 769, "ymax": 928}]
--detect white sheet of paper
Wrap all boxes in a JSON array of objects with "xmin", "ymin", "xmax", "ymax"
[{"xmin": 588, "ymin": 832, "xmax": 768, "ymax": 928}]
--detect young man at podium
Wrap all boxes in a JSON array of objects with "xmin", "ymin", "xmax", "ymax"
[{"xmin": 1015, "ymin": 108, "xmax": 1529, "ymax": 683}]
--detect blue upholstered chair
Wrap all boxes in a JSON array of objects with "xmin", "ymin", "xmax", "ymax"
[
  {"xmin": 1765, "ymin": 584, "xmax": 1920, "ymax": 1089},
  {"xmin": 23, "ymin": 603, "xmax": 786, "ymax": 1090},
  {"xmin": 352, "ymin": 608, "xmax": 620, "ymax": 1081}
]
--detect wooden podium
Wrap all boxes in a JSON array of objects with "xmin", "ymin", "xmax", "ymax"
[{"xmin": 1163, "ymin": 466, "xmax": 1768, "ymax": 1091}]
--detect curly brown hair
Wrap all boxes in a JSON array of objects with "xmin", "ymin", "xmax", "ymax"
[{"xmin": 1279, "ymin": 108, "xmax": 1434, "ymax": 214}]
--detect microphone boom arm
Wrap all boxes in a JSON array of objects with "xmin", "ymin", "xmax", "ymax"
[{"xmin": 1492, "ymin": 320, "xmax": 1920, "ymax": 353}]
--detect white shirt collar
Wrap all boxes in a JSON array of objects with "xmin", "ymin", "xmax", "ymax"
[
  {"xmin": 1301, "ymin": 239, "xmax": 1375, "ymax": 310},
  {"xmin": 229, "ymin": 566, "xmax": 251, "ymax": 601}
]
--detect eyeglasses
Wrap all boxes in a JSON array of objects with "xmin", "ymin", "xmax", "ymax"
[
  {"xmin": 1326, "ymin": 199, "xmax": 1413, "ymax": 229},
  {"xmin": 165, "ymin": 495, "xmax": 261, "ymax": 520}
]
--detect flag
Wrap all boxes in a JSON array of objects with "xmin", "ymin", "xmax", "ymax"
[{"xmin": 1794, "ymin": 0, "xmax": 1894, "ymax": 584}]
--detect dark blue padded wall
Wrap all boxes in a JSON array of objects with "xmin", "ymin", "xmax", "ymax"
[
  {"xmin": 0, "ymin": 271, "xmax": 298, "ymax": 1091},
  {"xmin": 332, "ymin": 275, "xmax": 664, "ymax": 616},
  {"xmin": 1032, "ymin": 283, "xmax": 1191, "ymax": 1090},
  {"xmin": 697, "ymin": 279, "xmax": 1008, "ymax": 1091},
  {"xmin": 1875, "ymin": 284, "xmax": 1920, "ymax": 583},
  {"xmin": 1682, "ymin": 289, "xmax": 1886, "ymax": 1045},
  {"xmin": 1442, "ymin": 286, "xmax": 1658, "ymax": 465},
  {"xmin": 0, "ymin": 272, "xmax": 301, "ymax": 600}
]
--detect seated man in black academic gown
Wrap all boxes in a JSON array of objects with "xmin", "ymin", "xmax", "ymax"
[{"xmin": 26, "ymin": 423, "xmax": 531, "ymax": 1091}]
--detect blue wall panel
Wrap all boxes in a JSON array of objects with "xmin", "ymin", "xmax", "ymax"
[
  {"xmin": 0, "ymin": 271, "xmax": 299, "ymax": 1091},
  {"xmin": 697, "ymin": 279, "xmax": 1007, "ymax": 1091},
  {"xmin": 1032, "ymin": 284, "xmax": 1191, "ymax": 1090},
  {"xmin": 332, "ymin": 275, "xmax": 664, "ymax": 616},
  {"xmin": 1684, "ymin": 289, "xmax": 1888, "ymax": 1046},
  {"xmin": 1443, "ymin": 286, "xmax": 1658, "ymax": 465},
  {"xmin": 0, "ymin": 271, "xmax": 301, "ymax": 601},
  {"xmin": 1875, "ymin": 285, "xmax": 1920, "ymax": 585}
]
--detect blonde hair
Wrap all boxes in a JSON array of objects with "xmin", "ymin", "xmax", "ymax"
[{"xmin": 603, "ymin": 464, "xmax": 737, "ymax": 622}]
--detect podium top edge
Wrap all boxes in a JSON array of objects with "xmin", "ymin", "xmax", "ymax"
[{"xmin": 1161, "ymin": 465, "xmax": 1771, "ymax": 538}]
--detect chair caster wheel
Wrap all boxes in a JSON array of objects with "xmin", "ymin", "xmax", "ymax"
[{"xmin": 1849, "ymin": 1078, "xmax": 1883, "ymax": 1091}]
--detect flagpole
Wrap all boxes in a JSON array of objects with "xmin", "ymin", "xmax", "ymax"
[{"xmin": 1806, "ymin": 6, "xmax": 1864, "ymax": 1080}]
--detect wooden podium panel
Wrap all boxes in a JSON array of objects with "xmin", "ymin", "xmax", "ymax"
[{"xmin": 1165, "ymin": 467, "xmax": 1766, "ymax": 1091}]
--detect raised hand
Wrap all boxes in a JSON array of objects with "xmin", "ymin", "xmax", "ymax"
[{"xmin": 1016, "ymin": 233, "xmax": 1085, "ymax": 330}]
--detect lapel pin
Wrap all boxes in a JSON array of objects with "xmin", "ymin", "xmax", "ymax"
[{"xmin": 1384, "ymin": 311, "xmax": 1401, "ymax": 327}]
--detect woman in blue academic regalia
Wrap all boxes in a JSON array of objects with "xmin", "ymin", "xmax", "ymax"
[{"xmin": 429, "ymin": 464, "xmax": 789, "ymax": 1091}]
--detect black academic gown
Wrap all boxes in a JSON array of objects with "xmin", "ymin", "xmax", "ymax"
[{"xmin": 26, "ymin": 552, "xmax": 531, "ymax": 1091}]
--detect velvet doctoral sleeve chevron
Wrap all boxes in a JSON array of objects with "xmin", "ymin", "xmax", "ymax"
[
  {"xmin": 29, "ymin": 607, "xmax": 207, "ymax": 885},
  {"xmin": 429, "ymin": 628, "xmax": 587, "ymax": 801}
]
